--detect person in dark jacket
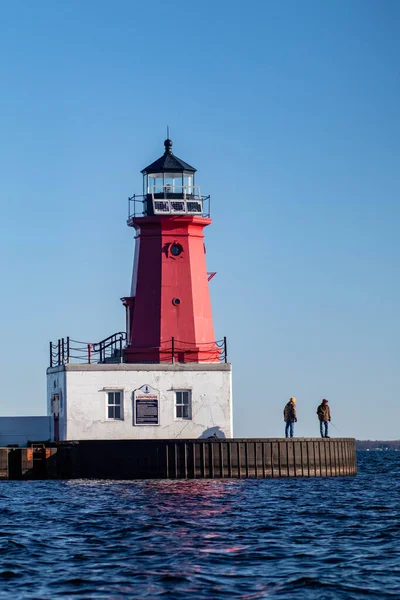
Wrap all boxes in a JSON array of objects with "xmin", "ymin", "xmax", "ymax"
[
  {"xmin": 317, "ymin": 398, "xmax": 331, "ymax": 438},
  {"xmin": 283, "ymin": 397, "xmax": 297, "ymax": 438}
]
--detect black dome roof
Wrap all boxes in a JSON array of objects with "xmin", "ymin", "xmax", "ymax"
[{"xmin": 141, "ymin": 139, "xmax": 196, "ymax": 175}]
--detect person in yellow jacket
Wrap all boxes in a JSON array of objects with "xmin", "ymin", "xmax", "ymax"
[
  {"xmin": 283, "ymin": 397, "xmax": 297, "ymax": 438},
  {"xmin": 317, "ymin": 398, "xmax": 331, "ymax": 438}
]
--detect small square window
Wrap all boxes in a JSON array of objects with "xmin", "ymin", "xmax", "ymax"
[
  {"xmin": 175, "ymin": 390, "xmax": 192, "ymax": 420},
  {"xmin": 106, "ymin": 391, "xmax": 123, "ymax": 420}
]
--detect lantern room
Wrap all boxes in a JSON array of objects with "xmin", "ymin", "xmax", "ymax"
[{"xmin": 140, "ymin": 138, "xmax": 204, "ymax": 216}]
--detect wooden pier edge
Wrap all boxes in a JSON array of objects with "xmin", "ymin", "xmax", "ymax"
[{"xmin": 0, "ymin": 438, "xmax": 357, "ymax": 480}]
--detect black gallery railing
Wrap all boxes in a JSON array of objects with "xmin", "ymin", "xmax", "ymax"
[
  {"xmin": 50, "ymin": 332, "xmax": 127, "ymax": 367},
  {"xmin": 127, "ymin": 194, "xmax": 211, "ymax": 220},
  {"xmin": 49, "ymin": 334, "xmax": 228, "ymax": 367}
]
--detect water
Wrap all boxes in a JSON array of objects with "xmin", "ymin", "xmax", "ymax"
[{"xmin": 0, "ymin": 452, "xmax": 398, "ymax": 599}]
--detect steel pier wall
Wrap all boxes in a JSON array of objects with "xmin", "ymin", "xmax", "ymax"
[{"xmin": 0, "ymin": 438, "xmax": 357, "ymax": 479}]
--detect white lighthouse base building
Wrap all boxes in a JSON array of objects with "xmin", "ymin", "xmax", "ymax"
[{"xmin": 47, "ymin": 363, "xmax": 232, "ymax": 441}]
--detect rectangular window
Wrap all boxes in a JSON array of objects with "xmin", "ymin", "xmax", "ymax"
[
  {"xmin": 175, "ymin": 390, "xmax": 192, "ymax": 420},
  {"xmin": 107, "ymin": 391, "xmax": 123, "ymax": 420}
]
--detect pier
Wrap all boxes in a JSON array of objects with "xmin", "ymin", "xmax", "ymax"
[{"xmin": 0, "ymin": 438, "xmax": 356, "ymax": 480}]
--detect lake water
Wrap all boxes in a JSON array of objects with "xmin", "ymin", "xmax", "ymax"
[{"xmin": 0, "ymin": 452, "xmax": 399, "ymax": 599}]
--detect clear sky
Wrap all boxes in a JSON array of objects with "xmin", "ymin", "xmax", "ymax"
[{"xmin": 0, "ymin": 0, "xmax": 399, "ymax": 439}]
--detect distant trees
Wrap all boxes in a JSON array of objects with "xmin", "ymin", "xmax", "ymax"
[{"xmin": 356, "ymin": 440, "xmax": 400, "ymax": 450}]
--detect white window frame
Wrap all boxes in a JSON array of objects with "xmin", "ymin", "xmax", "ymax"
[
  {"xmin": 105, "ymin": 390, "xmax": 124, "ymax": 421},
  {"xmin": 175, "ymin": 390, "xmax": 192, "ymax": 420}
]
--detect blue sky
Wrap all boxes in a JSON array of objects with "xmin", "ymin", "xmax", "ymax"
[{"xmin": 0, "ymin": 0, "xmax": 399, "ymax": 439}]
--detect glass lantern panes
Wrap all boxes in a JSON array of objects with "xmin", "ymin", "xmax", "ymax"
[
  {"xmin": 147, "ymin": 173, "xmax": 185, "ymax": 195},
  {"xmin": 183, "ymin": 174, "xmax": 193, "ymax": 195}
]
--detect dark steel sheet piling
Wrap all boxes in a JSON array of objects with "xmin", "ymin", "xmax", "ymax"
[{"xmin": 1, "ymin": 438, "xmax": 357, "ymax": 480}]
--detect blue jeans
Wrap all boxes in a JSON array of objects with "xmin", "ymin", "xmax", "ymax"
[
  {"xmin": 285, "ymin": 421, "xmax": 294, "ymax": 438},
  {"xmin": 320, "ymin": 421, "xmax": 329, "ymax": 437}
]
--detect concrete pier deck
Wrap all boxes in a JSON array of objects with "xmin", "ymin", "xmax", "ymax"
[{"xmin": 0, "ymin": 438, "xmax": 356, "ymax": 480}]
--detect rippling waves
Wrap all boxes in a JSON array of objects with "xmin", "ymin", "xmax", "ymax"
[{"xmin": 0, "ymin": 452, "xmax": 399, "ymax": 599}]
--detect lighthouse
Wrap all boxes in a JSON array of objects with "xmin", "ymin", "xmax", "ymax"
[
  {"xmin": 47, "ymin": 139, "xmax": 233, "ymax": 441},
  {"xmin": 123, "ymin": 137, "xmax": 220, "ymax": 364}
]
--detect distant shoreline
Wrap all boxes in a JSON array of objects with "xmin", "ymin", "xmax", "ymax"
[{"xmin": 356, "ymin": 440, "xmax": 400, "ymax": 450}]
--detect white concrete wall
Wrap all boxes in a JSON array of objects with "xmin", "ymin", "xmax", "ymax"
[
  {"xmin": 0, "ymin": 417, "xmax": 53, "ymax": 447},
  {"xmin": 47, "ymin": 363, "xmax": 232, "ymax": 441}
]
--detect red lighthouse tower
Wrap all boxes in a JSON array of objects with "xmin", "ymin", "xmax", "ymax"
[{"xmin": 123, "ymin": 138, "xmax": 220, "ymax": 363}]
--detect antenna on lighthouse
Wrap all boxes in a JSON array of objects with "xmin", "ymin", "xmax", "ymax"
[{"xmin": 167, "ymin": 125, "xmax": 170, "ymax": 139}]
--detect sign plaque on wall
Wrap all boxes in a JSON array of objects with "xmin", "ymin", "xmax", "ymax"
[{"xmin": 134, "ymin": 384, "xmax": 160, "ymax": 426}]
